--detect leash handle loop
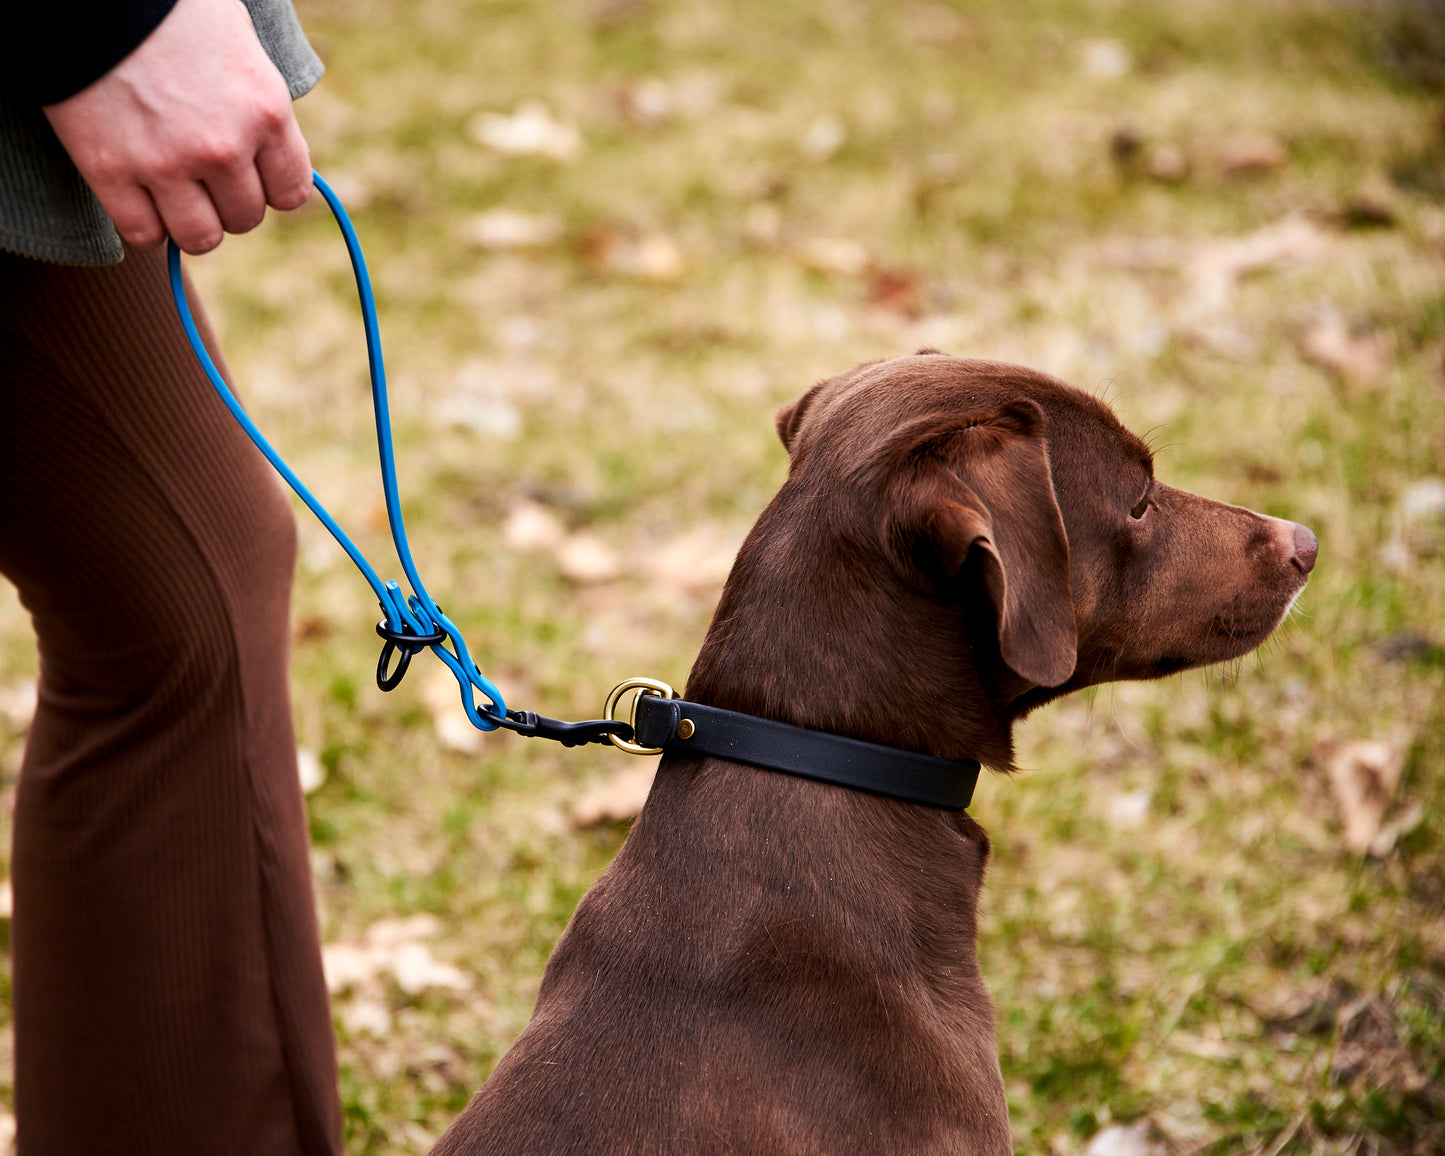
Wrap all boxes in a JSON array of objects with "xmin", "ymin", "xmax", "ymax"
[{"xmin": 166, "ymin": 170, "xmax": 507, "ymax": 730}]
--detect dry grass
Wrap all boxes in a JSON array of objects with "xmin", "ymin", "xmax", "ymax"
[{"xmin": 1, "ymin": 0, "xmax": 1444, "ymax": 1152}]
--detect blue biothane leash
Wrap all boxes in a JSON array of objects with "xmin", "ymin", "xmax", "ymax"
[
  {"xmin": 166, "ymin": 170, "xmax": 979, "ymax": 807},
  {"xmin": 167, "ymin": 170, "xmax": 630, "ymax": 749}
]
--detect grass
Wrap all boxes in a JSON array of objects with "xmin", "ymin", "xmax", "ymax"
[{"xmin": 1, "ymin": 0, "xmax": 1444, "ymax": 1152}]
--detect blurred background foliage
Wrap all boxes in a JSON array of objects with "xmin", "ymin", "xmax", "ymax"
[{"xmin": 1, "ymin": 0, "xmax": 1444, "ymax": 1152}]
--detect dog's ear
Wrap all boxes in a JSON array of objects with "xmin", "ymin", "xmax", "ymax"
[
  {"xmin": 884, "ymin": 400, "xmax": 1077, "ymax": 687},
  {"xmin": 775, "ymin": 384, "xmax": 823, "ymax": 453}
]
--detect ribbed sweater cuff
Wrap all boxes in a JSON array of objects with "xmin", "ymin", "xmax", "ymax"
[{"xmin": 3, "ymin": 0, "xmax": 180, "ymax": 105}]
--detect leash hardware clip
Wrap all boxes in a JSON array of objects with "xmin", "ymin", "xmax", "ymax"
[
  {"xmin": 603, "ymin": 677, "xmax": 678, "ymax": 756},
  {"xmin": 498, "ymin": 710, "xmax": 634, "ymax": 749}
]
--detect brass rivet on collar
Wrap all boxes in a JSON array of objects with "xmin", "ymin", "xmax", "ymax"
[{"xmin": 677, "ymin": 718, "xmax": 696, "ymax": 740}]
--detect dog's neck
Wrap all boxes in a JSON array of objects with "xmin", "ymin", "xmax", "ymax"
[{"xmin": 624, "ymin": 477, "xmax": 1009, "ymax": 948}]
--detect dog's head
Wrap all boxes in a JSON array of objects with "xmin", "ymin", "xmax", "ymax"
[{"xmin": 772, "ymin": 352, "xmax": 1316, "ymax": 713}]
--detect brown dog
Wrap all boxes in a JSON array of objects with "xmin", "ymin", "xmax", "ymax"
[{"xmin": 433, "ymin": 352, "xmax": 1317, "ymax": 1156}]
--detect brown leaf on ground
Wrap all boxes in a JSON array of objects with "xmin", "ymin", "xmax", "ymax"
[
  {"xmin": 867, "ymin": 267, "xmax": 925, "ymax": 318},
  {"xmin": 469, "ymin": 101, "xmax": 582, "ymax": 161},
  {"xmin": 580, "ymin": 229, "xmax": 685, "ymax": 281},
  {"xmin": 0, "ymin": 680, "xmax": 36, "ymax": 731},
  {"xmin": 1316, "ymin": 736, "xmax": 1407, "ymax": 856},
  {"xmin": 297, "ymin": 747, "xmax": 327, "ymax": 795},
  {"xmin": 502, "ymin": 499, "xmax": 569, "ymax": 554},
  {"xmin": 1330, "ymin": 993, "xmax": 1430, "ymax": 1094},
  {"xmin": 1145, "ymin": 143, "xmax": 1190, "ymax": 184},
  {"xmin": 571, "ymin": 763, "xmax": 656, "ymax": 826},
  {"xmin": 461, "ymin": 208, "xmax": 564, "ymax": 251},
  {"xmin": 323, "ymin": 914, "xmax": 470, "ymax": 996},
  {"xmin": 556, "ymin": 532, "xmax": 624, "ymax": 584},
  {"xmin": 422, "ymin": 665, "xmax": 487, "ymax": 754},
  {"xmin": 1298, "ymin": 313, "xmax": 1392, "ymax": 386},
  {"xmin": 742, "ymin": 202, "xmax": 784, "ymax": 248},
  {"xmin": 1081, "ymin": 1121, "xmax": 1158, "ymax": 1156},
  {"xmin": 638, "ymin": 523, "xmax": 742, "ymax": 595},
  {"xmin": 795, "ymin": 236, "xmax": 870, "ymax": 277},
  {"xmin": 1215, "ymin": 131, "xmax": 1287, "ymax": 176},
  {"xmin": 1185, "ymin": 215, "xmax": 1332, "ymax": 316}
]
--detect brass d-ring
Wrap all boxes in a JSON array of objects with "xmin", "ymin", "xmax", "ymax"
[{"xmin": 603, "ymin": 677, "xmax": 677, "ymax": 755}]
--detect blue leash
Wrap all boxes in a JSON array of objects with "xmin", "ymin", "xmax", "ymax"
[{"xmin": 167, "ymin": 171, "xmax": 632, "ymax": 748}]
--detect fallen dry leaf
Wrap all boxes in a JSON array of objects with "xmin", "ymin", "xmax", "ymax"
[
  {"xmin": 1216, "ymin": 131, "xmax": 1287, "ymax": 176},
  {"xmin": 556, "ymin": 532, "xmax": 624, "ymax": 584},
  {"xmin": 1081, "ymin": 1121, "xmax": 1156, "ymax": 1156},
  {"xmin": 297, "ymin": 747, "xmax": 326, "ymax": 795},
  {"xmin": 1079, "ymin": 38, "xmax": 1133, "ymax": 79},
  {"xmin": 323, "ymin": 913, "xmax": 470, "ymax": 996},
  {"xmin": 616, "ymin": 76, "xmax": 676, "ymax": 125},
  {"xmin": 1318, "ymin": 736, "xmax": 1407, "ymax": 856},
  {"xmin": 582, "ymin": 230, "xmax": 685, "ymax": 281},
  {"xmin": 614, "ymin": 72, "xmax": 722, "ymax": 126},
  {"xmin": 422, "ymin": 665, "xmax": 486, "ymax": 754},
  {"xmin": 0, "ymin": 680, "xmax": 36, "ymax": 731},
  {"xmin": 390, "ymin": 942, "xmax": 470, "ymax": 994},
  {"xmin": 461, "ymin": 208, "xmax": 564, "ymax": 250},
  {"xmin": 800, "ymin": 115, "xmax": 846, "ymax": 160},
  {"xmin": 502, "ymin": 499, "xmax": 569, "ymax": 554},
  {"xmin": 469, "ymin": 100, "xmax": 582, "ymax": 161},
  {"xmin": 1185, "ymin": 215, "xmax": 1331, "ymax": 316},
  {"xmin": 1330, "ymin": 993, "xmax": 1429, "ymax": 1093},
  {"xmin": 1106, "ymin": 788, "xmax": 1152, "ymax": 830},
  {"xmin": 1145, "ymin": 143, "xmax": 1190, "ymax": 184},
  {"xmin": 742, "ymin": 202, "xmax": 784, "ymax": 248},
  {"xmin": 572, "ymin": 763, "xmax": 656, "ymax": 826},
  {"xmin": 796, "ymin": 236, "xmax": 870, "ymax": 277},
  {"xmin": 867, "ymin": 267, "xmax": 925, "ymax": 318},
  {"xmin": 1402, "ymin": 477, "xmax": 1445, "ymax": 524},
  {"xmin": 436, "ymin": 393, "xmax": 523, "ymax": 439},
  {"xmin": 1299, "ymin": 313, "xmax": 1392, "ymax": 386},
  {"xmin": 638, "ymin": 523, "xmax": 742, "ymax": 595},
  {"xmin": 322, "ymin": 942, "xmax": 377, "ymax": 991},
  {"xmin": 1384, "ymin": 478, "xmax": 1445, "ymax": 570},
  {"xmin": 1367, "ymin": 802, "xmax": 1425, "ymax": 859},
  {"xmin": 338, "ymin": 997, "xmax": 392, "ymax": 1038}
]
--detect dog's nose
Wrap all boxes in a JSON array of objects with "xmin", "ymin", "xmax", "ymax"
[{"xmin": 1290, "ymin": 523, "xmax": 1319, "ymax": 574}]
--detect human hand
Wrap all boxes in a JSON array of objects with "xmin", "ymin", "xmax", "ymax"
[{"xmin": 43, "ymin": 0, "xmax": 313, "ymax": 255}]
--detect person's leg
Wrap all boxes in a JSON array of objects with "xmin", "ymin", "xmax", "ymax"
[{"xmin": 0, "ymin": 246, "xmax": 342, "ymax": 1155}]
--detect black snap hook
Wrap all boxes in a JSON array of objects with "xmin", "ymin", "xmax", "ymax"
[{"xmin": 374, "ymin": 620, "xmax": 448, "ymax": 691}]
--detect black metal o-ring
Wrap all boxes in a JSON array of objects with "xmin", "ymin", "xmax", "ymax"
[{"xmin": 375, "ymin": 621, "xmax": 448, "ymax": 691}]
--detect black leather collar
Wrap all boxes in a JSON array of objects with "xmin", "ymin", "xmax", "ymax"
[{"xmin": 632, "ymin": 693, "xmax": 980, "ymax": 811}]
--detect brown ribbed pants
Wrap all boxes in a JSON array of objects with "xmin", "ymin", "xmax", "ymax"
[{"xmin": 0, "ymin": 246, "xmax": 343, "ymax": 1155}]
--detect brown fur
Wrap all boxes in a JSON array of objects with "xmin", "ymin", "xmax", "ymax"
[{"xmin": 433, "ymin": 353, "xmax": 1317, "ymax": 1156}]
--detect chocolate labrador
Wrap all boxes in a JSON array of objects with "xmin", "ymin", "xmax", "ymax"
[{"xmin": 433, "ymin": 352, "xmax": 1317, "ymax": 1155}]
